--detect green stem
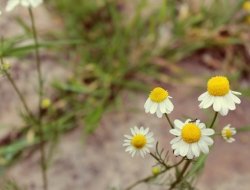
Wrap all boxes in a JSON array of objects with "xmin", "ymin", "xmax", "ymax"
[
  {"xmin": 0, "ymin": 57, "xmax": 34, "ymax": 118},
  {"xmin": 164, "ymin": 113, "xmax": 174, "ymax": 129},
  {"xmin": 169, "ymin": 160, "xmax": 192, "ymax": 190},
  {"xmin": 28, "ymin": 7, "xmax": 47, "ymax": 190},
  {"xmin": 209, "ymin": 112, "xmax": 218, "ymax": 129}
]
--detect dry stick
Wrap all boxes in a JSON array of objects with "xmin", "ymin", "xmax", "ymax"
[{"xmin": 28, "ymin": 7, "xmax": 47, "ymax": 190}]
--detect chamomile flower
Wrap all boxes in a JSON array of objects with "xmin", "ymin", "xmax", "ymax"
[
  {"xmin": 170, "ymin": 119, "xmax": 214, "ymax": 159},
  {"xmin": 198, "ymin": 76, "xmax": 241, "ymax": 116},
  {"xmin": 144, "ymin": 87, "xmax": 174, "ymax": 118},
  {"xmin": 6, "ymin": 0, "xmax": 43, "ymax": 12},
  {"xmin": 221, "ymin": 124, "xmax": 236, "ymax": 143},
  {"xmin": 123, "ymin": 126, "xmax": 154, "ymax": 158}
]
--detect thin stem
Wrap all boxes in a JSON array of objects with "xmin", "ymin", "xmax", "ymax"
[
  {"xmin": 125, "ymin": 154, "xmax": 185, "ymax": 190},
  {"xmin": 28, "ymin": 7, "xmax": 43, "ymax": 116},
  {"xmin": 125, "ymin": 169, "xmax": 167, "ymax": 190},
  {"xmin": 209, "ymin": 112, "xmax": 218, "ymax": 129},
  {"xmin": 0, "ymin": 57, "xmax": 34, "ymax": 118},
  {"xmin": 164, "ymin": 113, "xmax": 174, "ymax": 129},
  {"xmin": 169, "ymin": 160, "xmax": 192, "ymax": 190},
  {"xmin": 28, "ymin": 7, "xmax": 47, "ymax": 190}
]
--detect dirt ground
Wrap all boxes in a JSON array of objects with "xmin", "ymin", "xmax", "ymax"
[{"xmin": 0, "ymin": 2, "xmax": 250, "ymax": 190}]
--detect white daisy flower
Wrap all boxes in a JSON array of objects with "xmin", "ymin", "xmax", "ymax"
[
  {"xmin": 123, "ymin": 126, "xmax": 154, "ymax": 158},
  {"xmin": 6, "ymin": 0, "xmax": 43, "ymax": 12},
  {"xmin": 144, "ymin": 87, "xmax": 174, "ymax": 118},
  {"xmin": 170, "ymin": 119, "xmax": 214, "ymax": 159},
  {"xmin": 221, "ymin": 124, "xmax": 236, "ymax": 143},
  {"xmin": 198, "ymin": 76, "xmax": 241, "ymax": 116}
]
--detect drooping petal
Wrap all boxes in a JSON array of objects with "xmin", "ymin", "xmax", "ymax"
[
  {"xmin": 213, "ymin": 97, "xmax": 222, "ymax": 112},
  {"xmin": 165, "ymin": 99, "xmax": 174, "ymax": 112},
  {"xmin": 159, "ymin": 102, "xmax": 166, "ymax": 113},
  {"xmin": 150, "ymin": 102, "xmax": 158, "ymax": 114}
]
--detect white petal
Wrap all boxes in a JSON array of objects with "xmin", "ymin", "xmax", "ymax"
[
  {"xmin": 130, "ymin": 128, "xmax": 136, "ymax": 136},
  {"xmin": 225, "ymin": 94, "xmax": 236, "ymax": 110},
  {"xmin": 146, "ymin": 132, "xmax": 154, "ymax": 138},
  {"xmin": 187, "ymin": 148, "xmax": 194, "ymax": 159},
  {"xmin": 159, "ymin": 102, "xmax": 166, "ymax": 113},
  {"xmin": 123, "ymin": 142, "xmax": 130, "ymax": 146},
  {"xmin": 124, "ymin": 135, "xmax": 132, "ymax": 139},
  {"xmin": 232, "ymin": 91, "xmax": 241, "ymax": 95},
  {"xmin": 198, "ymin": 92, "xmax": 208, "ymax": 101},
  {"xmin": 172, "ymin": 141, "xmax": 181, "ymax": 149},
  {"xmin": 198, "ymin": 123, "xmax": 206, "ymax": 129},
  {"xmin": 219, "ymin": 104, "xmax": 229, "ymax": 116},
  {"xmin": 198, "ymin": 140, "xmax": 209, "ymax": 154},
  {"xmin": 150, "ymin": 102, "xmax": 158, "ymax": 114},
  {"xmin": 125, "ymin": 146, "xmax": 133, "ymax": 152},
  {"xmin": 139, "ymin": 127, "xmax": 144, "ymax": 134},
  {"xmin": 202, "ymin": 128, "xmax": 215, "ymax": 136},
  {"xmin": 174, "ymin": 148, "xmax": 180, "ymax": 156},
  {"xmin": 230, "ymin": 92, "xmax": 241, "ymax": 104},
  {"xmin": 203, "ymin": 96, "xmax": 214, "ymax": 109},
  {"xmin": 213, "ymin": 97, "xmax": 222, "ymax": 112},
  {"xmin": 170, "ymin": 137, "xmax": 181, "ymax": 145},
  {"xmin": 165, "ymin": 99, "xmax": 174, "ymax": 112},
  {"xmin": 144, "ymin": 98, "xmax": 151, "ymax": 112},
  {"xmin": 156, "ymin": 107, "xmax": 163, "ymax": 118},
  {"xmin": 174, "ymin": 120, "xmax": 184, "ymax": 129},
  {"xmin": 170, "ymin": 129, "xmax": 181, "ymax": 136},
  {"xmin": 140, "ymin": 150, "xmax": 145, "ymax": 157},
  {"xmin": 180, "ymin": 142, "xmax": 189, "ymax": 156},
  {"xmin": 191, "ymin": 143, "xmax": 200, "ymax": 157},
  {"xmin": 134, "ymin": 127, "xmax": 140, "ymax": 134},
  {"xmin": 143, "ymin": 128, "xmax": 149, "ymax": 135},
  {"xmin": 202, "ymin": 136, "xmax": 214, "ymax": 146},
  {"xmin": 131, "ymin": 150, "xmax": 136, "ymax": 157},
  {"xmin": 6, "ymin": 0, "xmax": 19, "ymax": 11},
  {"xmin": 30, "ymin": 0, "xmax": 43, "ymax": 7}
]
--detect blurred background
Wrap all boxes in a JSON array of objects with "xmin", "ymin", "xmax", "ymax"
[{"xmin": 0, "ymin": 0, "xmax": 250, "ymax": 189}]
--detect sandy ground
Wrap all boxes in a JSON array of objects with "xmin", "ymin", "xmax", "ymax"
[{"xmin": 0, "ymin": 1, "xmax": 250, "ymax": 190}]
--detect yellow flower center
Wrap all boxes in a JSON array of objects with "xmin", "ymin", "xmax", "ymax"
[
  {"xmin": 207, "ymin": 76, "xmax": 230, "ymax": 96},
  {"xmin": 243, "ymin": 1, "xmax": 250, "ymax": 11},
  {"xmin": 181, "ymin": 123, "xmax": 201, "ymax": 143},
  {"xmin": 131, "ymin": 134, "xmax": 147, "ymax": 149},
  {"xmin": 149, "ymin": 87, "xmax": 168, "ymax": 102},
  {"xmin": 224, "ymin": 128, "xmax": 232, "ymax": 139}
]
